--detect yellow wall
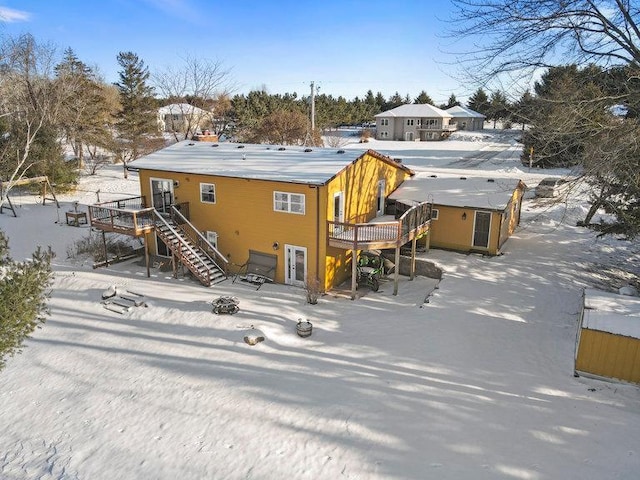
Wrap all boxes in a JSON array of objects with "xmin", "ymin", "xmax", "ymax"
[
  {"xmin": 138, "ymin": 152, "xmax": 410, "ymax": 290},
  {"xmin": 498, "ymin": 183, "xmax": 524, "ymax": 249},
  {"xmin": 429, "ymin": 205, "xmax": 502, "ymax": 255},
  {"xmin": 139, "ymin": 171, "xmax": 321, "ymax": 284},
  {"xmin": 576, "ymin": 328, "xmax": 640, "ymax": 384},
  {"xmin": 324, "ymin": 153, "xmax": 411, "ymax": 289}
]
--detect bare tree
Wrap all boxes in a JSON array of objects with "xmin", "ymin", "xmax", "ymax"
[
  {"xmin": 449, "ymin": 0, "xmax": 640, "ymax": 84},
  {"xmin": 0, "ymin": 34, "xmax": 63, "ymax": 206},
  {"xmin": 153, "ymin": 55, "xmax": 234, "ymax": 141}
]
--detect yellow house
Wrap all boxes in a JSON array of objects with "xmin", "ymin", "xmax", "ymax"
[
  {"xmin": 389, "ymin": 174, "xmax": 526, "ymax": 255},
  {"xmin": 89, "ymin": 141, "xmax": 430, "ymax": 295}
]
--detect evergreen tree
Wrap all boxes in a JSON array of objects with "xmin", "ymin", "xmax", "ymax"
[
  {"xmin": 444, "ymin": 93, "xmax": 460, "ymax": 109},
  {"xmin": 114, "ymin": 52, "xmax": 157, "ymax": 165},
  {"xmin": 414, "ymin": 90, "xmax": 434, "ymax": 104},
  {"xmin": 487, "ymin": 90, "xmax": 509, "ymax": 128},
  {"xmin": 0, "ymin": 229, "xmax": 53, "ymax": 370},
  {"xmin": 468, "ymin": 88, "xmax": 490, "ymax": 116}
]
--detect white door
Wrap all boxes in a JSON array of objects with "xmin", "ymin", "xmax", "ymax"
[
  {"xmin": 376, "ymin": 179, "xmax": 385, "ymax": 216},
  {"xmin": 285, "ymin": 245, "xmax": 307, "ymax": 286},
  {"xmin": 405, "ymin": 131, "xmax": 414, "ymax": 141},
  {"xmin": 333, "ymin": 191, "xmax": 344, "ymax": 234},
  {"xmin": 150, "ymin": 178, "xmax": 174, "ymax": 213}
]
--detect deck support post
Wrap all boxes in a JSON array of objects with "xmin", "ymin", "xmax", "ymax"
[
  {"xmin": 102, "ymin": 231, "xmax": 108, "ymax": 267},
  {"xmin": 172, "ymin": 252, "xmax": 178, "ymax": 279},
  {"xmin": 351, "ymin": 248, "xmax": 358, "ymax": 300},
  {"xmin": 410, "ymin": 236, "xmax": 417, "ymax": 281},
  {"xmin": 144, "ymin": 232, "xmax": 150, "ymax": 278},
  {"xmin": 393, "ymin": 245, "xmax": 400, "ymax": 295}
]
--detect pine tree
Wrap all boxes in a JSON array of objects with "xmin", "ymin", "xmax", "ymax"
[
  {"xmin": 0, "ymin": 230, "xmax": 53, "ymax": 370},
  {"xmin": 414, "ymin": 90, "xmax": 434, "ymax": 104},
  {"xmin": 468, "ymin": 88, "xmax": 490, "ymax": 116},
  {"xmin": 114, "ymin": 52, "xmax": 157, "ymax": 165}
]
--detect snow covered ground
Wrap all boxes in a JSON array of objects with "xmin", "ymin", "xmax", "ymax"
[{"xmin": 1, "ymin": 130, "xmax": 639, "ymax": 479}]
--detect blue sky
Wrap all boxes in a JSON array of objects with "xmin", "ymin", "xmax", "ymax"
[{"xmin": 0, "ymin": 0, "xmax": 473, "ymax": 103}]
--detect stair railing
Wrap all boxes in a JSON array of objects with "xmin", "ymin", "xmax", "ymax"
[
  {"xmin": 153, "ymin": 210, "xmax": 213, "ymax": 286},
  {"xmin": 169, "ymin": 205, "xmax": 229, "ymax": 277}
]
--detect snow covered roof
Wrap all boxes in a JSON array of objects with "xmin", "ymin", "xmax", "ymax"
[
  {"xmin": 132, "ymin": 141, "xmax": 409, "ymax": 185},
  {"xmin": 389, "ymin": 173, "xmax": 522, "ymax": 211},
  {"xmin": 158, "ymin": 103, "xmax": 210, "ymax": 116},
  {"xmin": 582, "ymin": 288, "xmax": 640, "ymax": 339},
  {"xmin": 446, "ymin": 105, "xmax": 486, "ymax": 118},
  {"xmin": 375, "ymin": 104, "xmax": 452, "ymax": 119}
]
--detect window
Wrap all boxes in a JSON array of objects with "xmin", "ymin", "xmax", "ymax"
[
  {"xmin": 274, "ymin": 191, "xmax": 305, "ymax": 214},
  {"xmin": 380, "ymin": 118, "xmax": 389, "ymax": 126},
  {"xmin": 431, "ymin": 208, "xmax": 439, "ymax": 220},
  {"xmin": 407, "ymin": 119, "xmax": 414, "ymax": 126},
  {"xmin": 206, "ymin": 231, "xmax": 218, "ymax": 249},
  {"xmin": 380, "ymin": 131, "xmax": 389, "ymax": 138},
  {"xmin": 200, "ymin": 183, "xmax": 216, "ymax": 204}
]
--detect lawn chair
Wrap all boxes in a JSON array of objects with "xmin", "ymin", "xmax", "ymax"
[{"xmin": 233, "ymin": 250, "xmax": 277, "ymax": 290}]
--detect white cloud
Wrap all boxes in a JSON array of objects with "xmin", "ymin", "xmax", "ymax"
[{"xmin": 0, "ymin": 6, "xmax": 30, "ymax": 22}]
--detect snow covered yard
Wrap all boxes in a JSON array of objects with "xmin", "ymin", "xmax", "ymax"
[{"xmin": 1, "ymin": 131, "xmax": 639, "ymax": 479}]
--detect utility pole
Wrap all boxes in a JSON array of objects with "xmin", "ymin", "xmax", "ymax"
[{"xmin": 310, "ymin": 81, "xmax": 316, "ymax": 131}]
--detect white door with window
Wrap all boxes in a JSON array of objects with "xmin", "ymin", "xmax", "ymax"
[
  {"xmin": 333, "ymin": 191, "xmax": 344, "ymax": 235},
  {"xmin": 376, "ymin": 179, "xmax": 385, "ymax": 216},
  {"xmin": 150, "ymin": 178, "xmax": 174, "ymax": 213},
  {"xmin": 405, "ymin": 132, "xmax": 414, "ymax": 141},
  {"xmin": 285, "ymin": 245, "xmax": 307, "ymax": 286}
]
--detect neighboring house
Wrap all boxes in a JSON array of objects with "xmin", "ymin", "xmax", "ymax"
[
  {"xmin": 575, "ymin": 288, "xmax": 640, "ymax": 385},
  {"xmin": 389, "ymin": 174, "xmax": 526, "ymax": 255},
  {"xmin": 89, "ymin": 142, "xmax": 431, "ymax": 297},
  {"xmin": 375, "ymin": 104, "xmax": 457, "ymax": 141},
  {"xmin": 157, "ymin": 103, "xmax": 213, "ymax": 135},
  {"xmin": 445, "ymin": 105, "xmax": 486, "ymax": 131}
]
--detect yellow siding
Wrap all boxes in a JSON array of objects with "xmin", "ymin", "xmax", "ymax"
[
  {"xmin": 324, "ymin": 152, "xmax": 411, "ymax": 289},
  {"xmin": 139, "ymin": 170, "xmax": 321, "ymax": 284},
  {"xmin": 576, "ymin": 329, "xmax": 640, "ymax": 384},
  {"xmin": 429, "ymin": 205, "xmax": 502, "ymax": 255}
]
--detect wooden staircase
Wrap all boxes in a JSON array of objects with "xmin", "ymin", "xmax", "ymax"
[{"xmin": 154, "ymin": 213, "xmax": 227, "ymax": 287}]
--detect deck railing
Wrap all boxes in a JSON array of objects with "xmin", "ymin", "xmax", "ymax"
[
  {"xmin": 88, "ymin": 196, "xmax": 155, "ymax": 235},
  {"xmin": 328, "ymin": 202, "xmax": 431, "ymax": 250}
]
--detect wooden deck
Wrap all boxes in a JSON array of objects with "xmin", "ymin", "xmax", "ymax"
[
  {"xmin": 88, "ymin": 196, "xmax": 155, "ymax": 236},
  {"xmin": 328, "ymin": 201, "xmax": 432, "ymax": 250}
]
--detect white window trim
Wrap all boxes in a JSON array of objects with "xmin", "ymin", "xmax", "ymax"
[
  {"xmin": 205, "ymin": 231, "xmax": 218, "ymax": 249},
  {"xmin": 431, "ymin": 208, "xmax": 439, "ymax": 220},
  {"xmin": 200, "ymin": 182, "xmax": 216, "ymax": 204},
  {"xmin": 274, "ymin": 191, "xmax": 305, "ymax": 215}
]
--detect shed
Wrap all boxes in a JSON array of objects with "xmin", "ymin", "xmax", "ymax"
[{"xmin": 574, "ymin": 288, "xmax": 640, "ymax": 385}]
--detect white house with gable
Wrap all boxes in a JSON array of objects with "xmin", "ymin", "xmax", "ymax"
[{"xmin": 374, "ymin": 104, "xmax": 457, "ymax": 141}]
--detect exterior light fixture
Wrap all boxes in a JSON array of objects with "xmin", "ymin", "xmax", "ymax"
[{"xmin": 462, "ymin": 212, "xmax": 467, "ymax": 220}]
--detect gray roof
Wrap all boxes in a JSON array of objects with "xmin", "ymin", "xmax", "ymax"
[
  {"xmin": 375, "ymin": 104, "xmax": 452, "ymax": 119},
  {"xmin": 390, "ymin": 173, "xmax": 522, "ymax": 211},
  {"xmin": 131, "ymin": 141, "xmax": 368, "ymax": 185},
  {"xmin": 446, "ymin": 105, "xmax": 486, "ymax": 118}
]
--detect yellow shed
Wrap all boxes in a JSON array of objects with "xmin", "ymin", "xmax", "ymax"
[
  {"xmin": 389, "ymin": 174, "xmax": 526, "ymax": 255},
  {"xmin": 575, "ymin": 288, "xmax": 640, "ymax": 385},
  {"xmin": 127, "ymin": 141, "xmax": 415, "ymax": 292}
]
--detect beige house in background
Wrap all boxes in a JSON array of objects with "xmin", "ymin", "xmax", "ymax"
[
  {"xmin": 446, "ymin": 105, "xmax": 486, "ymax": 131},
  {"xmin": 374, "ymin": 104, "xmax": 457, "ymax": 141},
  {"xmin": 157, "ymin": 103, "xmax": 213, "ymax": 135}
]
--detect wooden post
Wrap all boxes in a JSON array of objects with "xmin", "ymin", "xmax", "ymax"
[
  {"xmin": 145, "ymin": 232, "xmax": 151, "ymax": 278},
  {"xmin": 410, "ymin": 236, "xmax": 417, "ymax": 281},
  {"xmin": 393, "ymin": 245, "xmax": 400, "ymax": 295},
  {"xmin": 102, "ymin": 231, "xmax": 109, "ymax": 267}
]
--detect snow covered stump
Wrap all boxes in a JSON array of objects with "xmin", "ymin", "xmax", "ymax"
[
  {"xmin": 243, "ymin": 326, "xmax": 265, "ymax": 346},
  {"xmin": 296, "ymin": 319, "xmax": 313, "ymax": 338}
]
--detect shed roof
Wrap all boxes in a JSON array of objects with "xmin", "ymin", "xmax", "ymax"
[
  {"xmin": 389, "ymin": 173, "xmax": 522, "ymax": 211},
  {"xmin": 375, "ymin": 104, "xmax": 452, "ymax": 119},
  {"xmin": 582, "ymin": 288, "xmax": 640, "ymax": 339},
  {"xmin": 131, "ymin": 141, "xmax": 411, "ymax": 186},
  {"xmin": 446, "ymin": 105, "xmax": 486, "ymax": 118},
  {"xmin": 158, "ymin": 103, "xmax": 210, "ymax": 116}
]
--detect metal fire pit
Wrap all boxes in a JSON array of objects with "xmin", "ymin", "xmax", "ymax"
[{"xmin": 296, "ymin": 319, "xmax": 313, "ymax": 337}]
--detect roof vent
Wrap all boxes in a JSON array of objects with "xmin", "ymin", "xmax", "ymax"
[
  {"xmin": 278, "ymin": 147, "xmax": 286, "ymax": 151},
  {"xmin": 460, "ymin": 176, "xmax": 467, "ymax": 180},
  {"xmin": 188, "ymin": 143, "xmax": 195, "ymax": 146},
  {"xmin": 394, "ymin": 158, "xmax": 402, "ymax": 163},
  {"xmin": 430, "ymin": 174, "xmax": 437, "ymax": 178},
  {"xmin": 487, "ymin": 178, "xmax": 495, "ymax": 182},
  {"xmin": 237, "ymin": 145, "xmax": 245, "ymax": 149},
  {"xmin": 304, "ymin": 148, "xmax": 313, "ymax": 152},
  {"xmin": 337, "ymin": 150, "xmax": 345, "ymax": 154},
  {"xmin": 211, "ymin": 143, "xmax": 219, "ymax": 147}
]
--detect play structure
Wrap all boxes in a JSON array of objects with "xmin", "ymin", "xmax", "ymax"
[{"xmin": 0, "ymin": 175, "xmax": 59, "ymax": 217}]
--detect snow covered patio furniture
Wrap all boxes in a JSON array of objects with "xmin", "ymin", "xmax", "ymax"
[{"xmin": 233, "ymin": 250, "xmax": 277, "ymax": 290}]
